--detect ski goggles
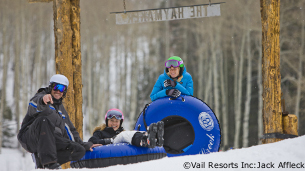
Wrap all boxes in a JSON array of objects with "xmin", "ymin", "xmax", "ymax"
[
  {"xmin": 165, "ymin": 59, "xmax": 183, "ymax": 68},
  {"xmin": 106, "ymin": 110, "xmax": 123, "ymax": 120},
  {"xmin": 52, "ymin": 83, "xmax": 67, "ymax": 93}
]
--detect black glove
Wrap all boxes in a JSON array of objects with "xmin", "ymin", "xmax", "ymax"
[
  {"xmin": 164, "ymin": 79, "xmax": 177, "ymax": 87},
  {"xmin": 104, "ymin": 138, "xmax": 114, "ymax": 145},
  {"xmin": 166, "ymin": 89, "xmax": 181, "ymax": 98}
]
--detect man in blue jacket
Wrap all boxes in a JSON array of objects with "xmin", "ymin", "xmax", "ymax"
[{"xmin": 150, "ymin": 56, "xmax": 193, "ymax": 101}]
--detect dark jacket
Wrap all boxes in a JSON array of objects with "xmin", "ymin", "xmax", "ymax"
[
  {"xmin": 18, "ymin": 88, "xmax": 92, "ymax": 151},
  {"xmin": 89, "ymin": 125, "xmax": 124, "ymax": 144}
]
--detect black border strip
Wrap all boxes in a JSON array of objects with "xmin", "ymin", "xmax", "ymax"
[{"xmin": 261, "ymin": 133, "xmax": 298, "ymax": 140}]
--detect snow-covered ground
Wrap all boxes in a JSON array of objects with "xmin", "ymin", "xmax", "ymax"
[{"xmin": 1, "ymin": 135, "xmax": 304, "ymax": 171}]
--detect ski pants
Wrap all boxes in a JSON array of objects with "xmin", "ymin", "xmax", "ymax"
[{"xmin": 19, "ymin": 116, "xmax": 86, "ymax": 166}]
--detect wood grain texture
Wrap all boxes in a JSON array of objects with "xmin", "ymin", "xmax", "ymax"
[
  {"xmin": 260, "ymin": 0, "xmax": 283, "ymax": 144},
  {"xmin": 282, "ymin": 114, "xmax": 298, "ymax": 136}
]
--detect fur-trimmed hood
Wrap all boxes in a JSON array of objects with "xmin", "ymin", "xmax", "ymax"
[{"xmin": 92, "ymin": 123, "xmax": 124, "ymax": 134}]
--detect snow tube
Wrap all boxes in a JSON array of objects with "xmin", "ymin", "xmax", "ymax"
[
  {"xmin": 134, "ymin": 95, "xmax": 221, "ymax": 157},
  {"xmin": 70, "ymin": 143, "xmax": 166, "ymax": 168}
]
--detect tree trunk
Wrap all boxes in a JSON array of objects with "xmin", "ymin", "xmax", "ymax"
[
  {"xmin": 0, "ymin": 2, "xmax": 8, "ymax": 152},
  {"xmin": 231, "ymin": 34, "xmax": 239, "ymax": 147},
  {"xmin": 196, "ymin": 34, "xmax": 204, "ymax": 100},
  {"xmin": 220, "ymin": 48, "xmax": 228, "ymax": 150},
  {"xmin": 14, "ymin": 13, "xmax": 21, "ymax": 148},
  {"xmin": 129, "ymin": 42, "xmax": 139, "ymax": 130},
  {"xmin": 204, "ymin": 51, "xmax": 212, "ymax": 103},
  {"xmin": 71, "ymin": 0, "xmax": 83, "ymax": 139},
  {"xmin": 125, "ymin": 39, "xmax": 132, "ymax": 116},
  {"xmin": 34, "ymin": 7, "xmax": 43, "ymax": 90},
  {"xmin": 210, "ymin": 32, "xmax": 220, "ymax": 119},
  {"xmin": 98, "ymin": 38, "xmax": 110, "ymax": 127},
  {"xmin": 260, "ymin": 0, "xmax": 283, "ymax": 144},
  {"xmin": 91, "ymin": 40, "xmax": 99, "ymax": 129},
  {"xmin": 165, "ymin": 0, "xmax": 170, "ymax": 59},
  {"xmin": 294, "ymin": 9, "xmax": 304, "ymax": 126},
  {"xmin": 119, "ymin": 42, "xmax": 125, "ymax": 113},
  {"xmin": 122, "ymin": 38, "xmax": 128, "ymax": 114},
  {"xmin": 86, "ymin": 39, "xmax": 93, "ymax": 133},
  {"xmin": 233, "ymin": 33, "xmax": 246, "ymax": 148},
  {"xmin": 243, "ymin": 31, "xmax": 252, "ymax": 147},
  {"xmin": 256, "ymin": 37, "xmax": 263, "ymax": 145},
  {"xmin": 20, "ymin": 4, "xmax": 28, "ymax": 155}
]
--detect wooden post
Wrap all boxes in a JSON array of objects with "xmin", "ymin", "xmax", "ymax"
[
  {"xmin": 260, "ymin": 0, "xmax": 283, "ymax": 144},
  {"xmin": 282, "ymin": 99, "xmax": 298, "ymax": 137},
  {"xmin": 282, "ymin": 114, "xmax": 298, "ymax": 136},
  {"xmin": 71, "ymin": 0, "xmax": 83, "ymax": 140}
]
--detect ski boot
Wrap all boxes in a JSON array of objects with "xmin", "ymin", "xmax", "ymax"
[
  {"xmin": 140, "ymin": 121, "xmax": 164, "ymax": 148},
  {"xmin": 156, "ymin": 121, "xmax": 164, "ymax": 147},
  {"xmin": 141, "ymin": 123, "xmax": 157, "ymax": 148},
  {"xmin": 44, "ymin": 163, "xmax": 62, "ymax": 170}
]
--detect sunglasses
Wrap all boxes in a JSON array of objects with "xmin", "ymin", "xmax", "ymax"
[
  {"xmin": 165, "ymin": 59, "xmax": 183, "ymax": 68},
  {"xmin": 52, "ymin": 83, "xmax": 67, "ymax": 93},
  {"xmin": 106, "ymin": 110, "xmax": 123, "ymax": 120}
]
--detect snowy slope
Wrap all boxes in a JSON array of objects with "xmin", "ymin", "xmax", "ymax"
[{"xmin": 1, "ymin": 135, "xmax": 304, "ymax": 171}]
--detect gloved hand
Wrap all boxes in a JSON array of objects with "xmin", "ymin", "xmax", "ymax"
[
  {"xmin": 104, "ymin": 138, "xmax": 114, "ymax": 145},
  {"xmin": 166, "ymin": 89, "xmax": 181, "ymax": 98},
  {"xmin": 164, "ymin": 79, "xmax": 177, "ymax": 87}
]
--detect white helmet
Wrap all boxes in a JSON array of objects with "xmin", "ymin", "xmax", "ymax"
[{"xmin": 49, "ymin": 74, "xmax": 69, "ymax": 87}]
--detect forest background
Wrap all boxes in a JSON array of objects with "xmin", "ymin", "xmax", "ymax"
[{"xmin": 0, "ymin": 0, "xmax": 304, "ymax": 152}]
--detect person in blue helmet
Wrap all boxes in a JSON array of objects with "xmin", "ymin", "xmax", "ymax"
[{"xmin": 150, "ymin": 56, "xmax": 193, "ymax": 101}]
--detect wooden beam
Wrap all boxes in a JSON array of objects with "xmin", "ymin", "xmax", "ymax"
[
  {"xmin": 28, "ymin": 0, "xmax": 53, "ymax": 3},
  {"xmin": 260, "ymin": 0, "xmax": 283, "ymax": 144}
]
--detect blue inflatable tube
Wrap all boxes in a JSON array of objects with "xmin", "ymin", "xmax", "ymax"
[
  {"xmin": 134, "ymin": 95, "xmax": 221, "ymax": 157},
  {"xmin": 70, "ymin": 143, "xmax": 166, "ymax": 168}
]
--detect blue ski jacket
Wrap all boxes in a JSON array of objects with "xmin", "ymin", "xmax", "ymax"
[{"xmin": 150, "ymin": 67, "xmax": 193, "ymax": 101}]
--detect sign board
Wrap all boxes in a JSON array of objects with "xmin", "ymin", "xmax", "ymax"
[{"xmin": 111, "ymin": 3, "xmax": 223, "ymax": 25}]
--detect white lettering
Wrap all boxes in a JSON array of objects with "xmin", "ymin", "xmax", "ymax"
[
  {"xmin": 190, "ymin": 6, "xmax": 195, "ymax": 17},
  {"xmin": 197, "ymin": 6, "xmax": 202, "ymax": 17},
  {"xmin": 199, "ymin": 134, "xmax": 215, "ymax": 154},
  {"xmin": 148, "ymin": 11, "xmax": 153, "ymax": 21},
  {"xmin": 163, "ymin": 9, "xmax": 169, "ymax": 19},
  {"xmin": 155, "ymin": 10, "xmax": 162, "ymax": 20},
  {"xmin": 171, "ymin": 8, "xmax": 177, "ymax": 19},
  {"xmin": 178, "ymin": 7, "xmax": 183, "ymax": 18}
]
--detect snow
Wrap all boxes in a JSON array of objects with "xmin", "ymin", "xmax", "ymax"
[{"xmin": 1, "ymin": 135, "xmax": 304, "ymax": 171}]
